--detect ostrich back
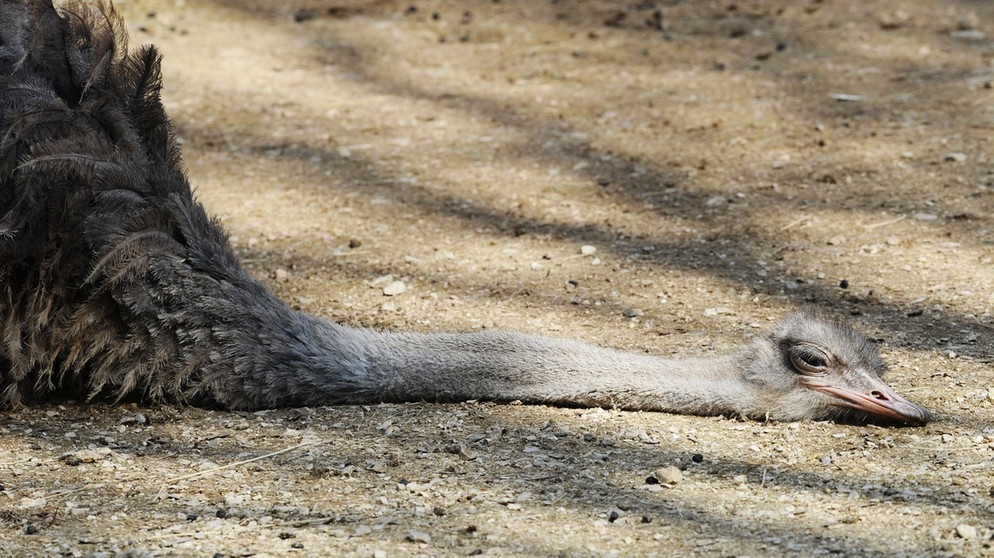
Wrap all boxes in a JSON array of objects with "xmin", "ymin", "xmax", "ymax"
[{"xmin": 0, "ymin": 0, "xmax": 259, "ymax": 405}]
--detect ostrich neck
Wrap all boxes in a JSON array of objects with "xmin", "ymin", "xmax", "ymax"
[
  {"xmin": 363, "ymin": 332, "xmax": 757, "ymax": 415},
  {"xmin": 203, "ymin": 293, "xmax": 761, "ymax": 418}
]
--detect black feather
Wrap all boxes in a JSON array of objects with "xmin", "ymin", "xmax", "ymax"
[{"xmin": 0, "ymin": 0, "xmax": 197, "ymax": 404}]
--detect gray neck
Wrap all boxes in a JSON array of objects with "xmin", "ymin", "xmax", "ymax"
[{"xmin": 205, "ymin": 314, "xmax": 761, "ymax": 419}]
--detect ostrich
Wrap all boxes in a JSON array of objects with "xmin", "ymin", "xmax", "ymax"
[{"xmin": 0, "ymin": 0, "xmax": 930, "ymax": 426}]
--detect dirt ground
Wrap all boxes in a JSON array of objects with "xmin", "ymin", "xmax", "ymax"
[{"xmin": 2, "ymin": 0, "xmax": 994, "ymax": 556}]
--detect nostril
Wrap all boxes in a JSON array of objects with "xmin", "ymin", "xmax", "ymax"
[{"xmin": 870, "ymin": 390, "xmax": 890, "ymax": 401}]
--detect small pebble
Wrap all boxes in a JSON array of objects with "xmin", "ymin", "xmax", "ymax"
[
  {"xmin": 61, "ymin": 448, "xmax": 109, "ymax": 464},
  {"xmin": 691, "ymin": 453, "xmax": 704, "ymax": 463},
  {"xmin": 944, "ymin": 152, "xmax": 967, "ymax": 163},
  {"xmin": 951, "ymin": 29, "xmax": 986, "ymax": 40},
  {"xmin": 580, "ymin": 245, "xmax": 597, "ymax": 256},
  {"xmin": 19, "ymin": 497, "xmax": 47, "ymax": 509},
  {"xmin": 382, "ymin": 281, "xmax": 406, "ymax": 296},
  {"xmin": 275, "ymin": 268, "xmax": 290, "ymax": 282},
  {"xmin": 771, "ymin": 154, "xmax": 791, "ymax": 169},
  {"xmin": 653, "ymin": 466, "xmax": 683, "ymax": 485},
  {"xmin": 839, "ymin": 279, "xmax": 849, "ymax": 289},
  {"xmin": 831, "ymin": 93, "xmax": 864, "ymax": 102},
  {"xmin": 913, "ymin": 212, "xmax": 938, "ymax": 221},
  {"xmin": 292, "ymin": 9, "xmax": 315, "ymax": 22},
  {"xmin": 120, "ymin": 413, "xmax": 148, "ymax": 426},
  {"xmin": 354, "ymin": 525, "xmax": 372, "ymax": 536},
  {"xmin": 956, "ymin": 524, "xmax": 977, "ymax": 539},
  {"xmin": 370, "ymin": 274, "xmax": 394, "ymax": 287},
  {"xmin": 407, "ymin": 529, "xmax": 432, "ymax": 543},
  {"xmin": 704, "ymin": 307, "xmax": 732, "ymax": 317}
]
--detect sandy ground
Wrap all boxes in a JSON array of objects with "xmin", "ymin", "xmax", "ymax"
[{"xmin": 2, "ymin": 0, "xmax": 994, "ymax": 556}]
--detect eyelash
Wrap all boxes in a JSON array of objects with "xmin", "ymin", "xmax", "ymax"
[{"xmin": 789, "ymin": 346, "xmax": 831, "ymax": 374}]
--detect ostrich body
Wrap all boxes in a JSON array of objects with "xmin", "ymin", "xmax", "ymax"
[{"xmin": 0, "ymin": 0, "xmax": 930, "ymax": 426}]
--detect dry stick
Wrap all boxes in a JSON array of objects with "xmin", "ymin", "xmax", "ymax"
[
  {"xmin": 47, "ymin": 485, "xmax": 102, "ymax": 502},
  {"xmin": 331, "ymin": 249, "xmax": 368, "ymax": 257},
  {"xmin": 163, "ymin": 440, "xmax": 326, "ymax": 485},
  {"xmin": 779, "ymin": 215, "xmax": 810, "ymax": 231},
  {"xmin": 863, "ymin": 214, "xmax": 906, "ymax": 230}
]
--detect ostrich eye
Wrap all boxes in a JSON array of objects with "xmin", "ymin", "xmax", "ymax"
[{"xmin": 789, "ymin": 345, "xmax": 831, "ymax": 374}]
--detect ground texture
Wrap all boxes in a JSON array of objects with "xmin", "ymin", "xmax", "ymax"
[{"xmin": 2, "ymin": 0, "xmax": 994, "ymax": 556}]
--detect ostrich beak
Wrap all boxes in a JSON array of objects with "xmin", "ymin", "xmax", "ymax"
[{"xmin": 800, "ymin": 376, "xmax": 931, "ymax": 426}]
